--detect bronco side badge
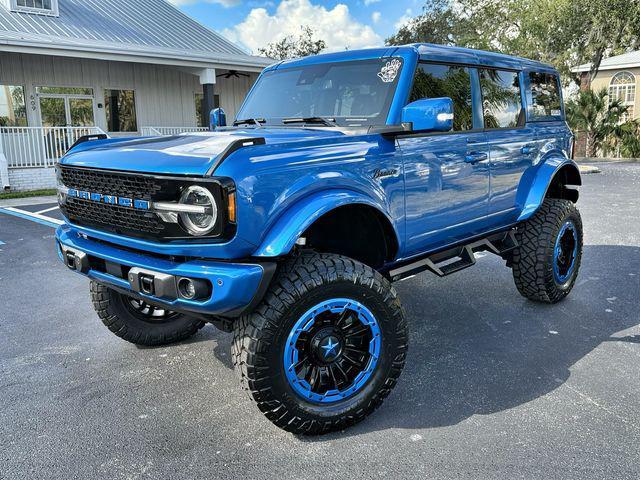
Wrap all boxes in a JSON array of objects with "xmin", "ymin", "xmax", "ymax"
[{"xmin": 373, "ymin": 168, "xmax": 398, "ymax": 180}]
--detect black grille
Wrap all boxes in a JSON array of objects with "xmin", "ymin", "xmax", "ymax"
[
  {"xmin": 58, "ymin": 166, "xmax": 235, "ymax": 241},
  {"xmin": 64, "ymin": 198, "xmax": 165, "ymax": 235},
  {"xmin": 60, "ymin": 166, "xmax": 162, "ymax": 201}
]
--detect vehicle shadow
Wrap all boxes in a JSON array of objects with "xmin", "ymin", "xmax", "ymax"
[{"xmin": 297, "ymin": 243, "xmax": 640, "ymax": 440}]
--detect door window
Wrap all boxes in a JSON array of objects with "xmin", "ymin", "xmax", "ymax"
[
  {"xmin": 528, "ymin": 72, "xmax": 562, "ymax": 120},
  {"xmin": 409, "ymin": 63, "xmax": 473, "ymax": 131},
  {"xmin": 104, "ymin": 89, "xmax": 137, "ymax": 132},
  {"xmin": 39, "ymin": 97, "xmax": 66, "ymax": 127},
  {"xmin": 479, "ymin": 69, "xmax": 523, "ymax": 129},
  {"xmin": 69, "ymin": 98, "xmax": 95, "ymax": 127}
]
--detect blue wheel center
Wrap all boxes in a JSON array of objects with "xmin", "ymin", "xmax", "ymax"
[
  {"xmin": 317, "ymin": 334, "xmax": 341, "ymax": 362},
  {"xmin": 553, "ymin": 221, "xmax": 578, "ymax": 283},
  {"xmin": 283, "ymin": 299, "xmax": 381, "ymax": 404}
]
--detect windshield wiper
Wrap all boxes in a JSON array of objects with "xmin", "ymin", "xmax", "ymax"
[
  {"xmin": 282, "ymin": 116, "xmax": 338, "ymax": 127},
  {"xmin": 233, "ymin": 118, "xmax": 265, "ymax": 127}
]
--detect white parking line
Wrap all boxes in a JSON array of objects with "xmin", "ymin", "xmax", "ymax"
[
  {"xmin": 35, "ymin": 205, "xmax": 60, "ymax": 215},
  {"xmin": 0, "ymin": 207, "xmax": 64, "ymax": 228}
]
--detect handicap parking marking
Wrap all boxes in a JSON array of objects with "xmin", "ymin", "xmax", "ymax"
[{"xmin": 0, "ymin": 207, "xmax": 63, "ymax": 228}]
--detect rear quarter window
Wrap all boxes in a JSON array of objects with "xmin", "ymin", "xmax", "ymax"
[{"xmin": 528, "ymin": 72, "xmax": 562, "ymax": 120}]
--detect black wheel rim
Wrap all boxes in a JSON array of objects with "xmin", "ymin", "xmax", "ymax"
[
  {"xmin": 283, "ymin": 298, "xmax": 381, "ymax": 404},
  {"xmin": 123, "ymin": 297, "xmax": 179, "ymax": 323},
  {"xmin": 553, "ymin": 220, "xmax": 578, "ymax": 284}
]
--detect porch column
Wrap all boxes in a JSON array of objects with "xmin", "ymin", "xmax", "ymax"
[
  {"xmin": 0, "ymin": 132, "xmax": 10, "ymax": 190},
  {"xmin": 199, "ymin": 68, "xmax": 216, "ymax": 128}
]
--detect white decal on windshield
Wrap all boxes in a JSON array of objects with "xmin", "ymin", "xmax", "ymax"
[{"xmin": 378, "ymin": 59, "xmax": 402, "ymax": 83}]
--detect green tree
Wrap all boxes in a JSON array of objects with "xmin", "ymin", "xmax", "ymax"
[
  {"xmin": 572, "ymin": 0, "xmax": 640, "ymax": 82},
  {"xmin": 258, "ymin": 26, "xmax": 326, "ymax": 60},
  {"xmin": 386, "ymin": 0, "xmax": 458, "ymax": 46},
  {"xmin": 610, "ymin": 121, "xmax": 640, "ymax": 158},
  {"xmin": 387, "ymin": 0, "xmax": 640, "ymax": 82},
  {"xmin": 565, "ymin": 88, "xmax": 629, "ymax": 157}
]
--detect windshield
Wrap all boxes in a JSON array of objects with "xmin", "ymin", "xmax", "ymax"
[{"xmin": 236, "ymin": 58, "xmax": 403, "ymax": 127}]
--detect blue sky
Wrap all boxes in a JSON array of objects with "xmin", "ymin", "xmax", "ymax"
[{"xmin": 170, "ymin": 0, "xmax": 422, "ymax": 55}]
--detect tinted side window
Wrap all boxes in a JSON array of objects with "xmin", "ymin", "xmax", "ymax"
[
  {"xmin": 409, "ymin": 63, "xmax": 473, "ymax": 131},
  {"xmin": 528, "ymin": 72, "xmax": 562, "ymax": 119},
  {"xmin": 479, "ymin": 69, "xmax": 523, "ymax": 128}
]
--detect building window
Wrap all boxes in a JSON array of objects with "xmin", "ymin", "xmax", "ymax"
[
  {"xmin": 409, "ymin": 63, "xmax": 473, "ymax": 131},
  {"xmin": 36, "ymin": 86, "xmax": 93, "ymax": 96},
  {"xmin": 609, "ymin": 71, "xmax": 636, "ymax": 121},
  {"xmin": 195, "ymin": 93, "xmax": 220, "ymax": 127},
  {"xmin": 104, "ymin": 89, "xmax": 138, "ymax": 132},
  {"xmin": 11, "ymin": 0, "xmax": 59, "ymax": 16},
  {"xmin": 0, "ymin": 85, "xmax": 28, "ymax": 127},
  {"xmin": 479, "ymin": 69, "xmax": 524, "ymax": 129}
]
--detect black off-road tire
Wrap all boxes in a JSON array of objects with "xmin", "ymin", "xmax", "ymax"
[
  {"xmin": 512, "ymin": 198, "xmax": 583, "ymax": 303},
  {"xmin": 90, "ymin": 281, "xmax": 205, "ymax": 346},
  {"xmin": 232, "ymin": 252, "xmax": 408, "ymax": 435}
]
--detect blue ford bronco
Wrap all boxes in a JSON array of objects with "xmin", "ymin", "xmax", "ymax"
[{"xmin": 55, "ymin": 44, "xmax": 582, "ymax": 434}]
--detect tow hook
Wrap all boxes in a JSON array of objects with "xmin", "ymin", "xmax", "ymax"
[{"xmin": 59, "ymin": 244, "xmax": 89, "ymax": 273}]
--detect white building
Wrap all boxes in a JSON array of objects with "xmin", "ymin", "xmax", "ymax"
[{"xmin": 0, "ymin": 0, "xmax": 270, "ymax": 191}]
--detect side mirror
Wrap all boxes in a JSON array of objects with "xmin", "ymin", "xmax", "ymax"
[
  {"xmin": 210, "ymin": 108, "xmax": 227, "ymax": 130},
  {"xmin": 401, "ymin": 97, "xmax": 453, "ymax": 132}
]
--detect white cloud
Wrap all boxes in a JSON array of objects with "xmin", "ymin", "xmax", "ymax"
[
  {"xmin": 394, "ymin": 8, "xmax": 413, "ymax": 30},
  {"xmin": 363, "ymin": 0, "xmax": 381, "ymax": 5},
  {"xmin": 223, "ymin": 0, "xmax": 383, "ymax": 54},
  {"xmin": 167, "ymin": 0, "xmax": 240, "ymax": 7},
  {"xmin": 371, "ymin": 11, "xmax": 381, "ymax": 24}
]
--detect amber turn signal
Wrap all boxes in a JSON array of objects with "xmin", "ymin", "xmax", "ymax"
[{"xmin": 227, "ymin": 192, "xmax": 237, "ymax": 223}]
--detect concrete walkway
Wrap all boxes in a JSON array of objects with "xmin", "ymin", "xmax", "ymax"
[{"xmin": 0, "ymin": 195, "xmax": 57, "ymax": 208}]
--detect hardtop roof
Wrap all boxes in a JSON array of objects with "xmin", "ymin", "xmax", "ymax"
[{"xmin": 272, "ymin": 43, "xmax": 557, "ymax": 73}]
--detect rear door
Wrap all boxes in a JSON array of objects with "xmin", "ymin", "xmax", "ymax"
[
  {"xmin": 526, "ymin": 71, "xmax": 571, "ymax": 170},
  {"xmin": 479, "ymin": 68, "xmax": 537, "ymax": 227},
  {"xmin": 398, "ymin": 63, "xmax": 490, "ymax": 257}
]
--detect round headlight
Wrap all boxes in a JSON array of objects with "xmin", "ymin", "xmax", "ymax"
[{"xmin": 178, "ymin": 186, "xmax": 217, "ymax": 236}]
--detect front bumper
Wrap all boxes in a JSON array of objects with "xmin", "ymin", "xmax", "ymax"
[{"xmin": 55, "ymin": 224, "xmax": 275, "ymax": 317}]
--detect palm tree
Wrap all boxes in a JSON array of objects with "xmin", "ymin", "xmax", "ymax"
[
  {"xmin": 565, "ymin": 88, "xmax": 629, "ymax": 158},
  {"xmin": 618, "ymin": 121, "xmax": 640, "ymax": 158}
]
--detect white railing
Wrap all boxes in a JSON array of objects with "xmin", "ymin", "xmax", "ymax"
[
  {"xmin": 0, "ymin": 126, "xmax": 106, "ymax": 168},
  {"xmin": 141, "ymin": 126, "xmax": 209, "ymax": 136}
]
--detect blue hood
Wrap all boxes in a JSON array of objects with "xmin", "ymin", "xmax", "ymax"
[{"xmin": 60, "ymin": 128, "xmax": 347, "ymax": 176}]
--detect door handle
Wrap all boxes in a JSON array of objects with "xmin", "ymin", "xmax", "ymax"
[
  {"xmin": 521, "ymin": 144, "xmax": 538, "ymax": 155},
  {"xmin": 465, "ymin": 151, "xmax": 488, "ymax": 164}
]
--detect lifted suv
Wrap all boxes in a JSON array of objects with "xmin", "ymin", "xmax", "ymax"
[{"xmin": 55, "ymin": 44, "xmax": 582, "ymax": 435}]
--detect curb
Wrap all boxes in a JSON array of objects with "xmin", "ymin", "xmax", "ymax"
[
  {"xmin": 576, "ymin": 157, "xmax": 639, "ymax": 163},
  {"xmin": 578, "ymin": 165, "xmax": 601, "ymax": 174}
]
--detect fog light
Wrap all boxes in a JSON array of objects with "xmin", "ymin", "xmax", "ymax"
[
  {"xmin": 177, "ymin": 277, "xmax": 209, "ymax": 300},
  {"xmin": 181, "ymin": 279, "xmax": 196, "ymax": 298}
]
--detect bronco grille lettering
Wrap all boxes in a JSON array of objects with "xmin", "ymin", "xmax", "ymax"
[{"xmin": 67, "ymin": 189, "xmax": 151, "ymax": 210}]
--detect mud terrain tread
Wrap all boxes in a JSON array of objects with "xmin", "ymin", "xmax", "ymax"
[
  {"xmin": 232, "ymin": 252, "xmax": 407, "ymax": 435},
  {"xmin": 90, "ymin": 281, "xmax": 205, "ymax": 346},
  {"xmin": 512, "ymin": 198, "xmax": 583, "ymax": 303}
]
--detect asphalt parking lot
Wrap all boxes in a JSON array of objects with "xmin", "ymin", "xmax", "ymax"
[{"xmin": 1, "ymin": 162, "xmax": 639, "ymax": 480}]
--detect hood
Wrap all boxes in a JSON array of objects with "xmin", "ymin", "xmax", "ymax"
[{"xmin": 60, "ymin": 128, "xmax": 348, "ymax": 176}]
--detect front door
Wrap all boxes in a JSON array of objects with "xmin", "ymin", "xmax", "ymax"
[
  {"xmin": 37, "ymin": 88, "xmax": 96, "ymax": 159},
  {"xmin": 399, "ymin": 63, "xmax": 490, "ymax": 257}
]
